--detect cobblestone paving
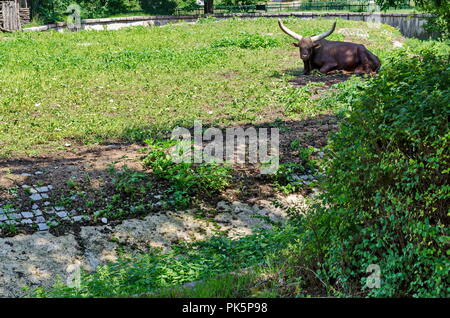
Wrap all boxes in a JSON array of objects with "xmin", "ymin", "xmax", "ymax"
[{"xmin": 0, "ymin": 184, "xmax": 90, "ymax": 231}]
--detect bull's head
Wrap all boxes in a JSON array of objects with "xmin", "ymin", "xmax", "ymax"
[{"xmin": 278, "ymin": 19, "xmax": 336, "ymax": 61}]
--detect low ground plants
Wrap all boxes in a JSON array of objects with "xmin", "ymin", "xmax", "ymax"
[{"xmin": 143, "ymin": 139, "xmax": 232, "ymax": 208}]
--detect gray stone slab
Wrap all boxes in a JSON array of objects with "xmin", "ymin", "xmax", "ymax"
[
  {"xmin": 36, "ymin": 186, "xmax": 50, "ymax": 193},
  {"xmin": 34, "ymin": 209, "xmax": 43, "ymax": 216},
  {"xmin": 37, "ymin": 223, "xmax": 49, "ymax": 231},
  {"xmin": 30, "ymin": 193, "xmax": 43, "ymax": 201},
  {"xmin": 56, "ymin": 212, "xmax": 68, "ymax": 218},
  {"xmin": 21, "ymin": 212, "xmax": 34, "ymax": 218},
  {"xmin": 0, "ymin": 215, "xmax": 7, "ymax": 221},
  {"xmin": 8, "ymin": 213, "xmax": 22, "ymax": 220},
  {"xmin": 54, "ymin": 206, "xmax": 65, "ymax": 211},
  {"xmin": 35, "ymin": 216, "xmax": 46, "ymax": 223},
  {"xmin": 46, "ymin": 208, "xmax": 56, "ymax": 214},
  {"xmin": 21, "ymin": 219, "xmax": 33, "ymax": 225}
]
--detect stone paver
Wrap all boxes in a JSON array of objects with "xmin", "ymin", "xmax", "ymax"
[
  {"xmin": 35, "ymin": 216, "xmax": 46, "ymax": 223},
  {"xmin": 21, "ymin": 212, "xmax": 34, "ymax": 218},
  {"xmin": 56, "ymin": 211, "xmax": 68, "ymax": 218},
  {"xmin": 35, "ymin": 186, "xmax": 50, "ymax": 193},
  {"xmin": 8, "ymin": 213, "xmax": 22, "ymax": 220},
  {"xmin": 30, "ymin": 193, "xmax": 43, "ymax": 201},
  {"xmin": 37, "ymin": 223, "xmax": 49, "ymax": 231}
]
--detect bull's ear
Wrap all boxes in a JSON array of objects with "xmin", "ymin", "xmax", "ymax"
[{"xmin": 292, "ymin": 42, "xmax": 300, "ymax": 47}]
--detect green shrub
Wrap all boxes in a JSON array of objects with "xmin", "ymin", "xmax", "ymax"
[
  {"xmin": 290, "ymin": 43, "xmax": 450, "ymax": 297},
  {"xmin": 142, "ymin": 139, "xmax": 232, "ymax": 208},
  {"xmin": 33, "ymin": 0, "xmax": 140, "ymax": 23},
  {"xmin": 139, "ymin": 0, "xmax": 178, "ymax": 15}
]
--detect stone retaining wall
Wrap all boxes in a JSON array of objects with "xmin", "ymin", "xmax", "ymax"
[{"xmin": 23, "ymin": 12, "xmax": 435, "ymax": 39}]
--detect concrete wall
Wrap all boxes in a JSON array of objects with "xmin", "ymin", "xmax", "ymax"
[{"xmin": 23, "ymin": 12, "xmax": 435, "ymax": 39}]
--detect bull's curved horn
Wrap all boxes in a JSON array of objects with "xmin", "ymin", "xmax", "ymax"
[
  {"xmin": 278, "ymin": 19, "xmax": 302, "ymax": 41},
  {"xmin": 311, "ymin": 21, "xmax": 337, "ymax": 42}
]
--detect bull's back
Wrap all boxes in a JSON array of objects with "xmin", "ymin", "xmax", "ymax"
[{"xmin": 318, "ymin": 40, "xmax": 380, "ymax": 72}]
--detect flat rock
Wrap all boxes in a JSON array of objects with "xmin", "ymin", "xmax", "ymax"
[
  {"xmin": 21, "ymin": 212, "xmax": 34, "ymax": 218},
  {"xmin": 29, "ymin": 194, "xmax": 43, "ymax": 201},
  {"xmin": 0, "ymin": 232, "xmax": 81, "ymax": 297},
  {"xmin": 0, "ymin": 198, "xmax": 291, "ymax": 297}
]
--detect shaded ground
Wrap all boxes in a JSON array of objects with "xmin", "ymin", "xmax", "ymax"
[
  {"xmin": 290, "ymin": 73, "xmax": 351, "ymax": 88},
  {"xmin": 0, "ymin": 113, "xmax": 338, "ymax": 236}
]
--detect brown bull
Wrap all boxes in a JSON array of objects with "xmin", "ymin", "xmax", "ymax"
[{"xmin": 278, "ymin": 19, "xmax": 380, "ymax": 75}]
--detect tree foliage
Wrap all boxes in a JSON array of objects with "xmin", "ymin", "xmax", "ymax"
[
  {"xmin": 290, "ymin": 41, "xmax": 450, "ymax": 297},
  {"xmin": 31, "ymin": 0, "xmax": 140, "ymax": 23},
  {"xmin": 139, "ymin": 0, "xmax": 178, "ymax": 15}
]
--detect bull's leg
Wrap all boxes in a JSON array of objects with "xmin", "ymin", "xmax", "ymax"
[
  {"xmin": 303, "ymin": 61, "xmax": 311, "ymax": 75},
  {"xmin": 319, "ymin": 63, "xmax": 338, "ymax": 74}
]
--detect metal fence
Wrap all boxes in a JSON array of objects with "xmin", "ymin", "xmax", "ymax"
[{"xmin": 175, "ymin": 1, "xmax": 415, "ymax": 16}]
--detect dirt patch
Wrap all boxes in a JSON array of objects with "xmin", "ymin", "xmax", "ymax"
[
  {"xmin": 0, "ymin": 143, "xmax": 144, "ymax": 191},
  {"xmin": 0, "ymin": 115, "xmax": 337, "ymax": 237},
  {"xmin": 290, "ymin": 73, "xmax": 351, "ymax": 88}
]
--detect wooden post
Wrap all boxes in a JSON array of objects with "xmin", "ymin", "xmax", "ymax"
[{"xmin": 0, "ymin": 1, "xmax": 21, "ymax": 31}]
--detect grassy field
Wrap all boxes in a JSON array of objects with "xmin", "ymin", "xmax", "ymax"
[
  {"xmin": 4, "ymin": 18, "xmax": 446, "ymax": 298},
  {"xmin": 0, "ymin": 18, "xmax": 400, "ymax": 158}
]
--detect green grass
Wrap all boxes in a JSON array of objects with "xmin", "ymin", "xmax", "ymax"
[{"xmin": 0, "ymin": 18, "xmax": 400, "ymax": 158}]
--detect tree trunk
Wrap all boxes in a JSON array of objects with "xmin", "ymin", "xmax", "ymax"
[{"xmin": 204, "ymin": 0, "xmax": 213, "ymax": 14}]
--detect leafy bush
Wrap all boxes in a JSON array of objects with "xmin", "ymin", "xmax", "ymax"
[
  {"xmin": 289, "ymin": 43, "xmax": 450, "ymax": 297},
  {"xmin": 142, "ymin": 139, "xmax": 232, "ymax": 208},
  {"xmin": 139, "ymin": 0, "xmax": 178, "ymax": 15},
  {"xmin": 33, "ymin": 0, "xmax": 140, "ymax": 23},
  {"xmin": 211, "ymin": 33, "xmax": 280, "ymax": 49},
  {"xmin": 110, "ymin": 166, "xmax": 151, "ymax": 199}
]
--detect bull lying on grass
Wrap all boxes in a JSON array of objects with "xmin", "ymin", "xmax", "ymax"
[{"xmin": 278, "ymin": 19, "xmax": 380, "ymax": 75}]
